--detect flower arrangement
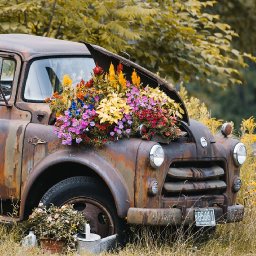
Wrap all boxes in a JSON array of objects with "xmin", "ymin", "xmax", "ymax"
[
  {"xmin": 27, "ymin": 204, "xmax": 85, "ymax": 248},
  {"xmin": 46, "ymin": 63, "xmax": 184, "ymax": 146}
]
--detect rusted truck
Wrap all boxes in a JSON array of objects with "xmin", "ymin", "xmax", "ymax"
[{"xmin": 0, "ymin": 34, "xmax": 246, "ymax": 239}]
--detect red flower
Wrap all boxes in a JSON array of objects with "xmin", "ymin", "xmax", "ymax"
[
  {"xmin": 117, "ymin": 63, "xmax": 123, "ymax": 73},
  {"xmin": 93, "ymin": 65, "xmax": 104, "ymax": 75},
  {"xmin": 85, "ymin": 79, "xmax": 94, "ymax": 88}
]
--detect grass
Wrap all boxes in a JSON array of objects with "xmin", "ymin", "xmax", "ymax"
[{"xmin": 1, "ymin": 211, "xmax": 256, "ymax": 256}]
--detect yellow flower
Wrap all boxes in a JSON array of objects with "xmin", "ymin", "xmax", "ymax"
[
  {"xmin": 118, "ymin": 71, "xmax": 126, "ymax": 89},
  {"xmin": 96, "ymin": 93, "xmax": 130, "ymax": 124},
  {"xmin": 131, "ymin": 69, "xmax": 140, "ymax": 87},
  {"xmin": 109, "ymin": 63, "xmax": 115, "ymax": 76},
  {"xmin": 63, "ymin": 74, "xmax": 72, "ymax": 87},
  {"xmin": 109, "ymin": 63, "xmax": 117, "ymax": 88}
]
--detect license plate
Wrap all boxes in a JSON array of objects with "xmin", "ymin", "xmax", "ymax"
[{"xmin": 194, "ymin": 208, "xmax": 216, "ymax": 227}]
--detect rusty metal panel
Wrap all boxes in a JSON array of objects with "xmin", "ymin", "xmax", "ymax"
[
  {"xmin": 127, "ymin": 207, "xmax": 182, "ymax": 225},
  {"xmin": 167, "ymin": 166, "xmax": 224, "ymax": 180},
  {"xmin": 0, "ymin": 107, "xmax": 30, "ymax": 199},
  {"xmin": 226, "ymin": 205, "xmax": 244, "ymax": 222},
  {"xmin": 162, "ymin": 195, "xmax": 225, "ymax": 209},
  {"xmin": 127, "ymin": 206, "xmax": 225, "ymax": 226},
  {"xmin": 164, "ymin": 180, "xmax": 227, "ymax": 193},
  {"xmin": 0, "ymin": 34, "xmax": 90, "ymax": 61}
]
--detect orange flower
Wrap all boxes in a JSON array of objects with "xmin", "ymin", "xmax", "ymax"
[
  {"xmin": 131, "ymin": 69, "xmax": 140, "ymax": 87},
  {"xmin": 109, "ymin": 63, "xmax": 117, "ymax": 88},
  {"xmin": 118, "ymin": 71, "xmax": 126, "ymax": 89},
  {"xmin": 77, "ymin": 92, "xmax": 85, "ymax": 100}
]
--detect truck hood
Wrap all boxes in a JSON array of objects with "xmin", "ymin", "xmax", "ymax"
[{"xmin": 84, "ymin": 43, "xmax": 189, "ymax": 124}]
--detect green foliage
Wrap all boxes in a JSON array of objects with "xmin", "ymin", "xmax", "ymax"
[
  {"xmin": 186, "ymin": 66, "xmax": 256, "ymax": 129},
  {"xmin": 0, "ymin": 0, "xmax": 255, "ymax": 86},
  {"xmin": 214, "ymin": 0, "xmax": 256, "ymax": 54},
  {"xmin": 0, "ymin": 0, "xmax": 156, "ymax": 53},
  {"xmin": 132, "ymin": 0, "xmax": 255, "ymax": 86}
]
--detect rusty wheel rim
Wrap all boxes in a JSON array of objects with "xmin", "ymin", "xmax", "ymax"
[{"xmin": 64, "ymin": 197, "xmax": 115, "ymax": 238}]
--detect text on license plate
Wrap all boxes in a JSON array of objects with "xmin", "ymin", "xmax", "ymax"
[{"xmin": 194, "ymin": 208, "xmax": 216, "ymax": 227}]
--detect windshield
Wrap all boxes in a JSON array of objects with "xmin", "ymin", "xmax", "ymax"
[{"xmin": 24, "ymin": 57, "xmax": 95, "ymax": 101}]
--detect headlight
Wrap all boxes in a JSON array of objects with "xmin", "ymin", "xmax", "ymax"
[
  {"xmin": 221, "ymin": 122, "xmax": 233, "ymax": 137},
  {"xmin": 233, "ymin": 143, "xmax": 247, "ymax": 166},
  {"xmin": 149, "ymin": 144, "xmax": 165, "ymax": 168}
]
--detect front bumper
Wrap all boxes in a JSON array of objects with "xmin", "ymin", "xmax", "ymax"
[{"xmin": 127, "ymin": 204, "xmax": 244, "ymax": 225}]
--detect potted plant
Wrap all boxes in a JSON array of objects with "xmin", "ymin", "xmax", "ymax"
[{"xmin": 27, "ymin": 203, "xmax": 86, "ymax": 253}]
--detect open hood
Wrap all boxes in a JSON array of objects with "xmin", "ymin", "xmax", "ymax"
[{"xmin": 84, "ymin": 43, "xmax": 189, "ymax": 124}]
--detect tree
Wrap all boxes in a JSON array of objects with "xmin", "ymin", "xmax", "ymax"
[
  {"xmin": 214, "ymin": 0, "xmax": 256, "ymax": 55},
  {"xmin": 0, "ymin": 0, "xmax": 254, "ymax": 86}
]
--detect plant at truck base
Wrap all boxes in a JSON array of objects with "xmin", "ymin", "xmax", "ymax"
[
  {"xmin": 47, "ymin": 64, "xmax": 184, "ymax": 146},
  {"xmin": 27, "ymin": 204, "xmax": 85, "ymax": 249}
]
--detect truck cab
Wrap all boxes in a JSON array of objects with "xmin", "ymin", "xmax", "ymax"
[{"xmin": 0, "ymin": 34, "xmax": 245, "ymax": 238}]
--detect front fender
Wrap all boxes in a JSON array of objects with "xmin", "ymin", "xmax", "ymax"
[{"xmin": 20, "ymin": 149, "xmax": 131, "ymax": 219}]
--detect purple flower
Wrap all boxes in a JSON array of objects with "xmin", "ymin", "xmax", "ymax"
[
  {"xmin": 90, "ymin": 121, "xmax": 95, "ymax": 127},
  {"xmin": 110, "ymin": 131, "xmax": 115, "ymax": 136},
  {"xmin": 82, "ymin": 113, "xmax": 89, "ymax": 119},
  {"xmin": 75, "ymin": 129, "xmax": 81, "ymax": 135},
  {"xmin": 57, "ymin": 132, "xmax": 63, "ymax": 139},
  {"xmin": 72, "ymin": 119, "xmax": 79, "ymax": 127},
  {"xmin": 76, "ymin": 138, "xmax": 82, "ymax": 144},
  {"xmin": 62, "ymin": 140, "xmax": 68, "ymax": 145},
  {"xmin": 126, "ymin": 129, "xmax": 131, "ymax": 134},
  {"xmin": 117, "ymin": 129, "xmax": 122, "ymax": 135},
  {"xmin": 128, "ymin": 120, "xmax": 133, "ymax": 125},
  {"xmin": 81, "ymin": 120, "xmax": 89, "ymax": 129},
  {"xmin": 149, "ymin": 98, "xmax": 156, "ymax": 106},
  {"xmin": 125, "ymin": 114, "xmax": 132, "ymax": 120}
]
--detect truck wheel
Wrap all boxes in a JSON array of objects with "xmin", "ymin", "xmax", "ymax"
[{"xmin": 40, "ymin": 176, "xmax": 126, "ymax": 240}]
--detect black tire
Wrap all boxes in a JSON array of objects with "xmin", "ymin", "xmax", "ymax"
[{"xmin": 40, "ymin": 176, "xmax": 127, "ymax": 241}]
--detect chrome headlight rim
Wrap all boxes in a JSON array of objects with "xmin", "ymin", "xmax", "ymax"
[
  {"xmin": 233, "ymin": 142, "xmax": 247, "ymax": 166},
  {"xmin": 149, "ymin": 144, "xmax": 165, "ymax": 169}
]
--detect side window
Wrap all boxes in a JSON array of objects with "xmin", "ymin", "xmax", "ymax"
[{"xmin": 0, "ymin": 57, "xmax": 16, "ymax": 101}]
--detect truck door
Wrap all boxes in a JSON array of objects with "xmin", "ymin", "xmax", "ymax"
[{"xmin": 0, "ymin": 54, "xmax": 30, "ymax": 201}]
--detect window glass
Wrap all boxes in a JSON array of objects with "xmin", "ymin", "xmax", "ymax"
[
  {"xmin": 0, "ymin": 58, "xmax": 16, "ymax": 101},
  {"xmin": 24, "ymin": 57, "xmax": 95, "ymax": 101}
]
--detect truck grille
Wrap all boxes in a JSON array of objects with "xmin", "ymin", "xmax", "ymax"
[{"xmin": 163, "ymin": 163, "xmax": 227, "ymax": 196}]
